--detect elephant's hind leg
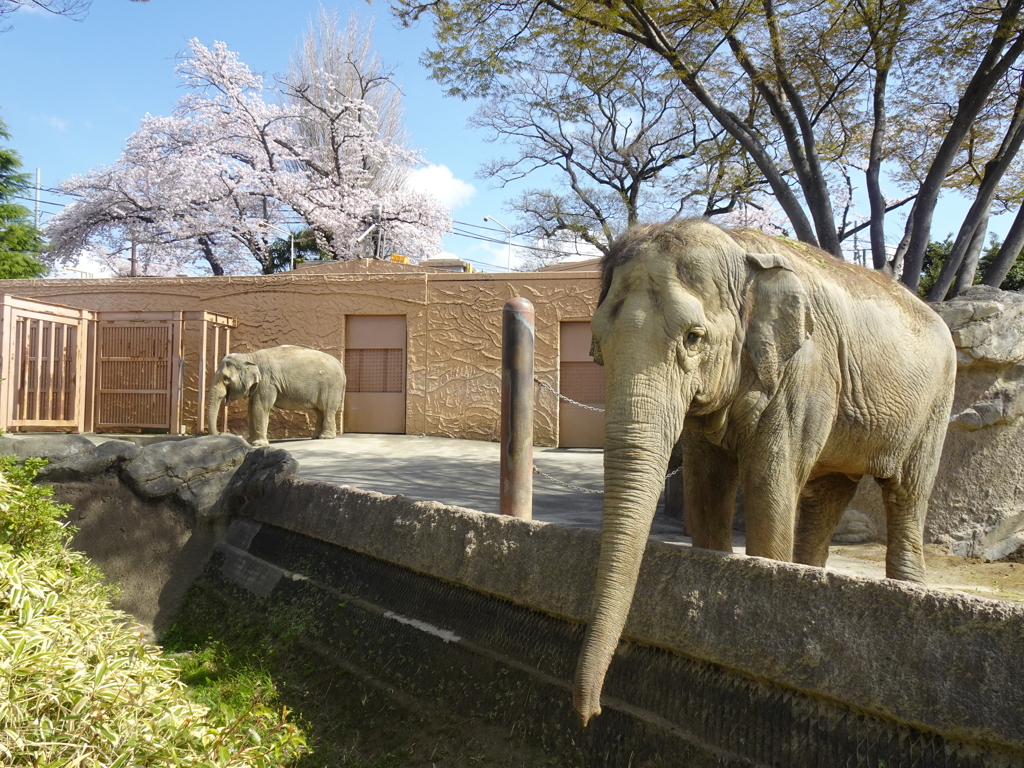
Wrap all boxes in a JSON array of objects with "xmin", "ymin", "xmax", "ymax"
[
  {"xmin": 877, "ymin": 476, "xmax": 928, "ymax": 583},
  {"xmin": 317, "ymin": 405, "xmax": 339, "ymax": 439},
  {"xmin": 794, "ymin": 473, "xmax": 860, "ymax": 568}
]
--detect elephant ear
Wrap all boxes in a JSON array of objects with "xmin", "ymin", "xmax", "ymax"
[
  {"xmin": 589, "ymin": 335, "xmax": 604, "ymax": 366},
  {"xmin": 243, "ymin": 361, "xmax": 262, "ymax": 396},
  {"xmin": 743, "ymin": 252, "xmax": 814, "ymax": 390}
]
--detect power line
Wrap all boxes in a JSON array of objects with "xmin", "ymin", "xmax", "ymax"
[
  {"xmin": 13, "ymin": 195, "xmax": 66, "ymax": 208},
  {"xmin": 450, "ymin": 227, "xmax": 594, "ymax": 257}
]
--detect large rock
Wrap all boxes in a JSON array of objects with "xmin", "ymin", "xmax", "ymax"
[
  {"xmin": 929, "ymin": 288, "xmax": 1024, "ymax": 558},
  {"xmin": 0, "ymin": 434, "xmax": 96, "ymax": 462},
  {"xmin": 121, "ymin": 434, "xmax": 252, "ymax": 520},
  {"xmin": 219, "ymin": 445, "xmax": 300, "ymax": 519},
  {"xmin": 837, "ymin": 287, "xmax": 1024, "ymax": 559},
  {"xmin": 35, "ymin": 439, "xmax": 142, "ymax": 483}
]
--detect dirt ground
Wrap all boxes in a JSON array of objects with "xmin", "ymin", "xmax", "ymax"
[{"xmin": 826, "ymin": 541, "xmax": 1024, "ymax": 603}]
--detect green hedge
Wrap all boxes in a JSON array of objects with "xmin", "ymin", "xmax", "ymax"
[{"xmin": 0, "ymin": 456, "xmax": 307, "ymax": 767}]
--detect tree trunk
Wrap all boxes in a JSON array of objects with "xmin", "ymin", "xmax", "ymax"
[
  {"xmin": 900, "ymin": 0, "xmax": 1024, "ymax": 291},
  {"xmin": 982, "ymin": 205, "xmax": 1024, "ymax": 288},
  {"xmin": 866, "ymin": 71, "xmax": 890, "ymax": 270},
  {"xmin": 926, "ymin": 82, "xmax": 1024, "ymax": 300},
  {"xmin": 951, "ymin": 210, "xmax": 990, "ymax": 296},
  {"xmin": 198, "ymin": 236, "xmax": 225, "ymax": 276}
]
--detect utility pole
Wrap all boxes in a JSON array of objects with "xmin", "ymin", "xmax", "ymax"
[
  {"xmin": 371, "ymin": 203, "xmax": 383, "ymax": 259},
  {"xmin": 130, "ymin": 241, "xmax": 138, "ymax": 277},
  {"xmin": 34, "ymin": 169, "xmax": 40, "ymax": 229}
]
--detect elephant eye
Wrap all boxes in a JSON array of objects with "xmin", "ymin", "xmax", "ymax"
[{"xmin": 686, "ymin": 329, "xmax": 705, "ymax": 346}]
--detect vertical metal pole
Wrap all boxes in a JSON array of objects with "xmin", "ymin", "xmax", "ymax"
[{"xmin": 500, "ymin": 297, "xmax": 535, "ymax": 519}]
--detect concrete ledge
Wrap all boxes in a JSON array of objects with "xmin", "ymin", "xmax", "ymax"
[{"xmin": 240, "ymin": 477, "xmax": 1024, "ymax": 752}]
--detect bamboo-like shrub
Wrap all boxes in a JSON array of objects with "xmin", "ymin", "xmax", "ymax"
[{"xmin": 0, "ymin": 457, "xmax": 307, "ymax": 767}]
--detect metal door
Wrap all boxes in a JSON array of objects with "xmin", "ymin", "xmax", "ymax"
[
  {"xmin": 558, "ymin": 321, "xmax": 605, "ymax": 448},
  {"xmin": 344, "ymin": 315, "xmax": 407, "ymax": 433}
]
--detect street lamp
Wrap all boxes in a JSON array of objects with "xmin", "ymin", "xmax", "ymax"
[
  {"xmin": 261, "ymin": 222, "xmax": 295, "ymax": 271},
  {"xmin": 484, "ymin": 215, "xmax": 512, "ymax": 271}
]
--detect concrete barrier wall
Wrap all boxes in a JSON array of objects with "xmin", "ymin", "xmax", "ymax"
[{"xmin": 237, "ymin": 477, "xmax": 1024, "ymax": 756}]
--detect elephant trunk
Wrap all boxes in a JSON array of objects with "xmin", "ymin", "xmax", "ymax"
[
  {"xmin": 573, "ymin": 370, "xmax": 685, "ymax": 726},
  {"xmin": 206, "ymin": 382, "xmax": 226, "ymax": 435}
]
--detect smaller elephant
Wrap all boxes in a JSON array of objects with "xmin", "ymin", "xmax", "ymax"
[{"xmin": 206, "ymin": 345, "xmax": 346, "ymax": 447}]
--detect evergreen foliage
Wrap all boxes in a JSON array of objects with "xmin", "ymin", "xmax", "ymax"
[
  {"xmin": 0, "ymin": 119, "xmax": 47, "ymax": 279},
  {"xmin": 918, "ymin": 236, "xmax": 1023, "ymax": 297}
]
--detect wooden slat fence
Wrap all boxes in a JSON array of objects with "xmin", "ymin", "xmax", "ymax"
[
  {"xmin": 0, "ymin": 297, "xmax": 236, "ymax": 435},
  {"xmin": 0, "ymin": 296, "xmax": 93, "ymax": 432},
  {"xmin": 192, "ymin": 311, "xmax": 234, "ymax": 434},
  {"xmin": 93, "ymin": 313, "xmax": 182, "ymax": 433}
]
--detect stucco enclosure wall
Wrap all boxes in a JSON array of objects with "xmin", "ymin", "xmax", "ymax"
[{"xmin": 0, "ymin": 261, "xmax": 600, "ymax": 445}]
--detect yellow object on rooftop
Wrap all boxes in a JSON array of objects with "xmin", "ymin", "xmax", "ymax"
[{"xmin": 390, "ymin": 254, "xmax": 411, "ymax": 264}]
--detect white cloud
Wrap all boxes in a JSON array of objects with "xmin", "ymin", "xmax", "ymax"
[
  {"xmin": 406, "ymin": 164, "xmax": 476, "ymax": 209},
  {"xmin": 46, "ymin": 116, "xmax": 70, "ymax": 132}
]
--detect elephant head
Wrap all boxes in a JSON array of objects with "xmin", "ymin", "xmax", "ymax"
[
  {"xmin": 573, "ymin": 219, "xmax": 813, "ymax": 726},
  {"xmin": 206, "ymin": 354, "xmax": 261, "ymax": 435}
]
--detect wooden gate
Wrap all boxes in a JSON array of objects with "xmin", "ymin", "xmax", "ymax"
[
  {"xmin": 93, "ymin": 312, "xmax": 182, "ymax": 434},
  {"xmin": 0, "ymin": 296, "xmax": 92, "ymax": 432}
]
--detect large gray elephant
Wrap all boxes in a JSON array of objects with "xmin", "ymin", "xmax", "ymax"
[
  {"xmin": 206, "ymin": 345, "xmax": 346, "ymax": 447},
  {"xmin": 573, "ymin": 219, "xmax": 956, "ymax": 726}
]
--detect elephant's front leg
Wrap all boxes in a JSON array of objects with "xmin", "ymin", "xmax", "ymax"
[
  {"xmin": 681, "ymin": 432, "xmax": 739, "ymax": 552},
  {"xmin": 247, "ymin": 392, "xmax": 274, "ymax": 447},
  {"xmin": 738, "ymin": 437, "xmax": 815, "ymax": 562},
  {"xmin": 739, "ymin": 467, "xmax": 801, "ymax": 561}
]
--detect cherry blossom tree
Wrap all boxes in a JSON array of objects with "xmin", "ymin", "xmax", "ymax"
[{"xmin": 46, "ymin": 38, "xmax": 450, "ymax": 275}]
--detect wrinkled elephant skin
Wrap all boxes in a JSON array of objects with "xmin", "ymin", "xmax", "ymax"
[
  {"xmin": 207, "ymin": 345, "xmax": 346, "ymax": 447},
  {"xmin": 573, "ymin": 220, "xmax": 957, "ymax": 726}
]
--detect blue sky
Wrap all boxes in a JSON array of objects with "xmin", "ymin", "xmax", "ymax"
[
  {"xmin": 0, "ymin": 0, "xmax": 1015, "ymax": 276},
  {"xmin": 0, "ymin": 0, "xmax": 535, "ymax": 273}
]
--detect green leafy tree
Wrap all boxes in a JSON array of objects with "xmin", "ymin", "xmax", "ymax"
[
  {"xmin": 397, "ymin": 0, "xmax": 1024, "ymax": 290},
  {"xmin": 918, "ymin": 235, "xmax": 1020, "ymax": 297},
  {"xmin": 0, "ymin": 118, "xmax": 46, "ymax": 278},
  {"xmin": 267, "ymin": 228, "xmax": 331, "ymax": 272},
  {"xmin": 978, "ymin": 236, "xmax": 1024, "ymax": 291}
]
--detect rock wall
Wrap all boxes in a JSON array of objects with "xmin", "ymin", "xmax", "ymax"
[
  {"xmin": 0, "ymin": 434, "xmax": 297, "ymax": 632},
  {"xmin": 223, "ymin": 476, "xmax": 1024, "ymax": 756},
  {"xmin": 930, "ymin": 287, "xmax": 1024, "ymax": 558}
]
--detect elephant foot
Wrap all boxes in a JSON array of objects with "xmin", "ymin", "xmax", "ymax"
[
  {"xmin": 317, "ymin": 433, "xmax": 338, "ymax": 440},
  {"xmin": 250, "ymin": 438, "xmax": 270, "ymax": 447}
]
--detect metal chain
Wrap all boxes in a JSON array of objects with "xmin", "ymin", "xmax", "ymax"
[
  {"xmin": 535, "ymin": 378, "xmax": 605, "ymax": 412},
  {"xmin": 532, "ymin": 463, "xmax": 683, "ymax": 495},
  {"xmin": 418, "ymin": 373, "xmax": 683, "ymax": 494},
  {"xmin": 532, "ymin": 465, "xmax": 604, "ymax": 494}
]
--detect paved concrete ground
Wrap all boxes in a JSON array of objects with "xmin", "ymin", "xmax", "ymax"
[{"xmin": 276, "ymin": 433, "xmax": 687, "ymax": 542}]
